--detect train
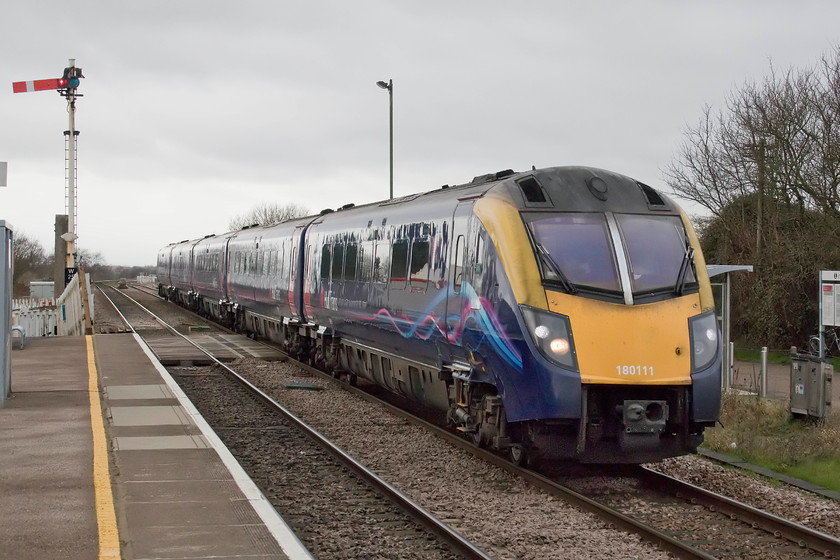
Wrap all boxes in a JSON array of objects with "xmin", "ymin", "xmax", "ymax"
[{"xmin": 157, "ymin": 166, "xmax": 722, "ymax": 465}]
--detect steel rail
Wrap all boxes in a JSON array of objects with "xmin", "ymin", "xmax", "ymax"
[
  {"xmin": 637, "ymin": 466, "xmax": 840, "ymax": 559},
  {"xmin": 102, "ymin": 284, "xmax": 494, "ymax": 560},
  {"xmin": 95, "ymin": 284, "xmax": 136, "ymax": 333}
]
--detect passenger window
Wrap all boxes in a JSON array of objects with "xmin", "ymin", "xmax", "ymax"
[
  {"xmin": 359, "ymin": 242, "xmax": 373, "ymax": 282},
  {"xmin": 475, "ymin": 236, "xmax": 484, "ymax": 274},
  {"xmin": 344, "ymin": 244, "xmax": 358, "ymax": 280},
  {"xmin": 320, "ymin": 246, "xmax": 331, "ymax": 280},
  {"xmin": 454, "ymin": 235, "xmax": 465, "ymax": 293},
  {"xmin": 332, "ymin": 244, "xmax": 344, "ymax": 281},
  {"xmin": 390, "ymin": 241, "xmax": 408, "ymax": 287},
  {"xmin": 373, "ymin": 242, "xmax": 389, "ymax": 283},
  {"xmin": 410, "ymin": 240, "xmax": 430, "ymax": 291}
]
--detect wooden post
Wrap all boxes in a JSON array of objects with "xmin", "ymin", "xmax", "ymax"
[{"xmin": 78, "ymin": 266, "xmax": 93, "ymax": 335}]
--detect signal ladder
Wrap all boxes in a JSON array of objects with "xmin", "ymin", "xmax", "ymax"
[{"xmin": 64, "ymin": 129, "xmax": 79, "ymax": 236}]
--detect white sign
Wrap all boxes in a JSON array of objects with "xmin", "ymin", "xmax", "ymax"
[
  {"xmin": 821, "ymin": 270, "xmax": 840, "ymax": 282},
  {"xmin": 823, "ymin": 283, "xmax": 836, "ymax": 327},
  {"xmin": 820, "ymin": 270, "xmax": 840, "ymax": 327},
  {"xmin": 835, "ymin": 287, "xmax": 840, "ymax": 327}
]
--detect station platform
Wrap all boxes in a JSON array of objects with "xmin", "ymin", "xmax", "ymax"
[{"xmin": 0, "ymin": 334, "xmax": 312, "ymax": 560}]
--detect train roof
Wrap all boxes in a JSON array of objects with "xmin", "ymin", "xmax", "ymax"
[
  {"xmin": 314, "ymin": 165, "xmax": 680, "ymax": 218},
  {"xmin": 161, "ymin": 166, "xmax": 679, "ymax": 247}
]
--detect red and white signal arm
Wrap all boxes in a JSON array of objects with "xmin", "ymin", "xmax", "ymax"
[{"xmin": 12, "ymin": 78, "xmax": 61, "ymax": 93}]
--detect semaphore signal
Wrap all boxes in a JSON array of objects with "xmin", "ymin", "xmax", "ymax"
[
  {"xmin": 12, "ymin": 78, "xmax": 63, "ymax": 93},
  {"xmin": 12, "ymin": 59, "xmax": 85, "ymax": 286}
]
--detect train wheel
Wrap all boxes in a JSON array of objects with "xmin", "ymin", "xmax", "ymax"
[
  {"xmin": 471, "ymin": 427, "xmax": 484, "ymax": 448},
  {"xmin": 509, "ymin": 444, "xmax": 527, "ymax": 467}
]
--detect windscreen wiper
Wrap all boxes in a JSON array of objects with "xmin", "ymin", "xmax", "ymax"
[
  {"xmin": 674, "ymin": 245, "xmax": 695, "ymax": 295},
  {"xmin": 535, "ymin": 243, "xmax": 577, "ymax": 294}
]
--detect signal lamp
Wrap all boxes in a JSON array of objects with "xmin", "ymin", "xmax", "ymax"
[{"xmin": 60, "ymin": 67, "xmax": 80, "ymax": 90}]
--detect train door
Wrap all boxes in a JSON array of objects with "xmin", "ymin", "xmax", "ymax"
[
  {"xmin": 444, "ymin": 200, "xmax": 477, "ymax": 360},
  {"xmin": 189, "ymin": 242, "xmax": 197, "ymax": 292},
  {"xmin": 289, "ymin": 225, "xmax": 305, "ymax": 322},
  {"xmin": 222, "ymin": 236, "xmax": 233, "ymax": 301}
]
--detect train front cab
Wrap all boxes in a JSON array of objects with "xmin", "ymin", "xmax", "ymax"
[{"xmin": 473, "ymin": 169, "xmax": 722, "ymax": 464}]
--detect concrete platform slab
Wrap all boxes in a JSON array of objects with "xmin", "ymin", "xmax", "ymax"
[
  {"xmin": 113, "ymin": 434, "xmax": 210, "ymax": 450},
  {"xmin": 129, "ymin": 523, "xmax": 286, "ymax": 559},
  {"xmin": 115, "ymin": 448, "xmax": 232, "ymax": 481},
  {"xmin": 106, "ymin": 383, "xmax": 174, "ymax": 400},
  {"xmin": 109, "ymin": 404, "xmax": 192, "ymax": 426}
]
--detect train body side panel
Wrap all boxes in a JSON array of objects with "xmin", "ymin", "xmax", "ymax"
[
  {"xmin": 225, "ymin": 220, "xmax": 311, "ymax": 322},
  {"xmin": 191, "ymin": 235, "xmax": 230, "ymax": 303},
  {"xmin": 302, "ymin": 200, "xmax": 453, "ymax": 364}
]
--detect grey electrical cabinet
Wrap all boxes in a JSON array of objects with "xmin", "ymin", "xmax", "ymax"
[{"xmin": 790, "ymin": 352, "xmax": 833, "ymax": 419}]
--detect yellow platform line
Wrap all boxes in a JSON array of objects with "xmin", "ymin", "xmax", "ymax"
[{"xmin": 86, "ymin": 335, "xmax": 121, "ymax": 559}]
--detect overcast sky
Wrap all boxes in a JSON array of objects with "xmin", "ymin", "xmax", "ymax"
[{"xmin": 2, "ymin": 1, "xmax": 839, "ymax": 266}]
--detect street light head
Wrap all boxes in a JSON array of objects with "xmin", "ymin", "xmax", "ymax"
[{"xmin": 376, "ymin": 80, "xmax": 391, "ymax": 91}]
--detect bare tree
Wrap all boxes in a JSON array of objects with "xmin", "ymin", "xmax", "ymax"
[
  {"xmin": 228, "ymin": 202, "xmax": 310, "ymax": 231},
  {"xmin": 12, "ymin": 232, "xmax": 50, "ymax": 297},
  {"xmin": 664, "ymin": 47, "xmax": 840, "ymax": 347},
  {"xmin": 666, "ymin": 48, "xmax": 840, "ymax": 219}
]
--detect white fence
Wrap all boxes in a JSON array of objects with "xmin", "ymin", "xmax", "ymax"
[{"xmin": 12, "ymin": 271, "xmax": 91, "ymax": 337}]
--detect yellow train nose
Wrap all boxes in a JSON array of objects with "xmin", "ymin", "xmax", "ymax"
[{"xmin": 546, "ymin": 290, "xmax": 700, "ymax": 385}]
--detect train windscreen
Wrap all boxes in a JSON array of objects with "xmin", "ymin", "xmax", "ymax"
[
  {"xmin": 526, "ymin": 213, "xmax": 621, "ymax": 292},
  {"xmin": 525, "ymin": 212, "xmax": 696, "ymax": 298},
  {"xmin": 615, "ymin": 213, "xmax": 696, "ymax": 295}
]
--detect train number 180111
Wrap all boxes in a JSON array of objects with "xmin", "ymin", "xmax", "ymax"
[{"xmin": 616, "ymin": 365, "xmax": 654, "ymax": 376}]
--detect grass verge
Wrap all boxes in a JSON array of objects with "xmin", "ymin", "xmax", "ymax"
[{"xmin": 702, "ymin": 391, "xmax": 840, "ymax": 493}]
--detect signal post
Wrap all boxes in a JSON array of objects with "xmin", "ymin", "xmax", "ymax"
[{"xmin": 12, "ymin": 59, "xmax": 85, "ymax": 285}]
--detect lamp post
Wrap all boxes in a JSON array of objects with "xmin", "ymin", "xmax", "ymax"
[{"xmin": 376, "ymin": 79, "xmax": 393, "ymax": 200}]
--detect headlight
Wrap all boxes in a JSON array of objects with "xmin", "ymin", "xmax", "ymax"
[
  {"xmin": 520, "ymin": 306, "xmax": 578, "ymax": 370},
  {"xmin": 689, "ymin": 310, "xmax": 719, "ymax": 372}
]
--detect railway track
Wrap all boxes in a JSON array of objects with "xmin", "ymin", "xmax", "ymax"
[
  {"xmin": 333, "ymin": 373, "xmax": 840, "ymax": 559},
  {"xmin": 99, "ymin": 282, "xmax": 840, "ymax": 559},
  {"xmin": 341, "ymin": 368, "xmax": 840, "ymax": 559},
  {"xmin": 96, "ymin": 283, "xmax": 491, "ymax": 560},
  {"xmin": 633, "ymin": 466, "xmax": 839, "ymax": 558}
]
